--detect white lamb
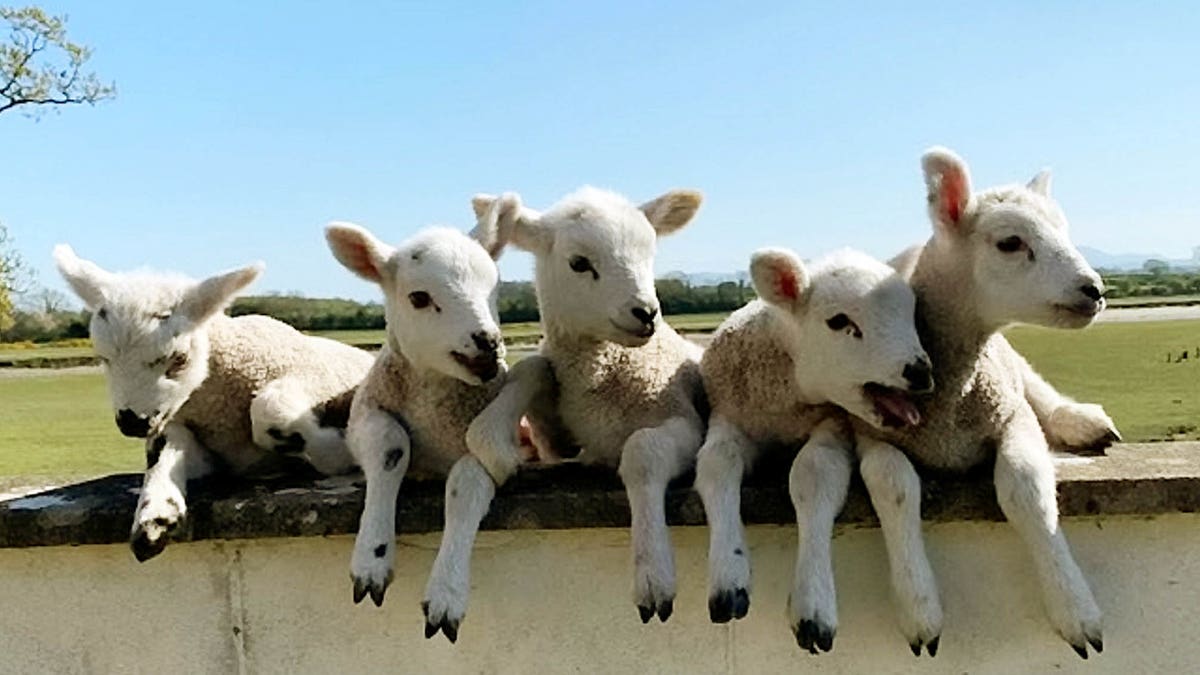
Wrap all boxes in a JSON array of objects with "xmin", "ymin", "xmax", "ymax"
[
  {"xmin": 800, "ymin": 147, "xmax": 1115, "ymax": 659},
  {"xmin": 53, "ymin": 246, "xmax": 375, "ymax": 561},
  {"xmin": 324, "ymin": 200, "xmax": 532, "ymax": 645},
  {"xmin": 694, "ymin": 247, "xmax": 933, "ymax": 653},
  {"xmin": 435, "ymin": 186, "xmax": 707, "ymax": 631}
]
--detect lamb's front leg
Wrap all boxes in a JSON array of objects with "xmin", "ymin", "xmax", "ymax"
[
  {"xmin": 694, "ymin": 415, "xmax": 757, "ymax": 623},
  {"xmin": 465, "ymin": 356, "xmax": 552, "ymax": 485},
  {"xmin": 349, "ymin": 407, "xmax": 411, "ymax": 607},
  {"xmin": 618, "ymin": 415, "xmax": 704, "ymax": 624},
  {"xmin": 786, "ymin": 417, "xmax": 852, "ymax": 655},
  {"xmin": 422, "ymin": 455, "xmax": 494, "ymax": 643},
  {"xmin": 130, "ymin": 423, "xmax": 215, "ymax": 562},
  {"xmin": 1009, "ymin": 340, "xmax": 1120, "ymax": 454},
  {"xmin": 857, "ymin": 435, "xmax": 943, "ymax": 656},
  {"xmin": 994, "ymin": 415, "xmax": 1103, "ymax": 659},
  {"xmin": 421, "ymin": 361, "xmax": 551, "ymax": 643}
]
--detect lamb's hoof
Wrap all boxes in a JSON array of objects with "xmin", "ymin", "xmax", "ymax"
[
  {"xmin": 636, "ymin": 598, "xmax": 673, "ymax": 624},
  {"xmin": 793, "ymin": 618, "xmax": 835, "ymax": 655},
  {"xmin": 708, "ymin": 587, "xmax": 750, "ymax": 623},
  {"xmin": 130, "ymin": 529, "xmax": 168, "ymax": 562},
  {"xmin": 351, "ymin": 574, "xmax": 390, "ymax": 607},
  {"xmin": 1047, "ymin": 404, "xmax": 1122, "ymax": 456},
  {"xmin": 1068, "ymin": 633, "xmax": 1103, "ymax": 660},
  {"xmin": 909, "ymin": 635, "xmax": 940, "ymax": 657},
  {"xmin": 421, "ymin": 601, "xmax": 461, "ymax": 643}
]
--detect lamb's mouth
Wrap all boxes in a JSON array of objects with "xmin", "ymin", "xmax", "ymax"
[
  {"xmin": 863, "ymin": 382, "xmax": 921, "ymax": 428},
  {"xmin": 451, "ymin": 351, "xmax": 500, "ymax": 382},
  {"xmin": 609, "ymin": 319, "xmax": 655, "ymax": 340},
  {"xmin": 1053, "ymin": 301, "xmax": 1103, "ymax": 320}
]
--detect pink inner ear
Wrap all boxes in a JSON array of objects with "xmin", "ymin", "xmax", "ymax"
[
  {"xmin": 776, "ymin": 266, "xmax": 798, "ymax": 301},
  {"xmin": 348, "ymin": 240, "xmax": 379, "ymax": 280},
  {"xmin": 941, "ymin": 171, "xmax": 965, "ymax": 223}
]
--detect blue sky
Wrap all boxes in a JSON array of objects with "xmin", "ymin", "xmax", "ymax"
[{"xmin": 4, "ymin": 2, "xmax": 1199, "ymax": 302}]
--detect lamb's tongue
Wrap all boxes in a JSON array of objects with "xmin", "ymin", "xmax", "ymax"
[{"xmin": 876, "ymin": 389, "xmax": 921, "ymax": 427}]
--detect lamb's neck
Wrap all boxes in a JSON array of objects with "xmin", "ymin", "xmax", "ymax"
[
  {"xmin": 910, "ymin": 241, "xmax": 998, "ymax": 377},
  {"xmin": 382, "ymin": 340, "xmax": 451, "ymax": 388},
  {"xmin": 540, "ymin": 318, "xmax": 607, "ymax": 356}
]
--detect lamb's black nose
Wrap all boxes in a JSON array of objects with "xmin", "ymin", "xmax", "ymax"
[
  {"xmin": 1080, "ymin": 284, "xmax": 1102, "ymax": 302},
  {"xmin": 471, "ymin": 331, "xmax": 500, "ymax": 354},
  {"xmin": 631, "ymin": 306, "xmax": 658, "ymax": 326},
  {"xmin": 903, "ymin": 359, "xmax": 934, "ymax": 393},
  {"xmin": 116, "ymin": 409, "xmax": 151, "ymax": 438}
]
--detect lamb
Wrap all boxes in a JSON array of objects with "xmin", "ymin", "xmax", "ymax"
[
  {"xmin": 801, "ymin": 147, "xmax": 1114, "ymax": 659},
  {"xmin": 442, "ymin": 186, "xmax": 707, "ymax": 630},
  {"xmin": 53, "ymin": 246, "xmax": 375, "ymax": 561},
  {"xmin": 323, "ymin": 199, "xmax": 532, "ymax": 643},
  {"xmin": 694, "ymin": 247, "xmax": 934, "ymax": 652}
]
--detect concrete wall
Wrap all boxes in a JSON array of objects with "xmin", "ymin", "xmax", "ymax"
[{"xmin": 1, "ymin": 514, "xmax": 1197, "ymax": 674}]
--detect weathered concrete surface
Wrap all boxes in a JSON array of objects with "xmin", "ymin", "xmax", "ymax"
[
  {"xmin": 1, "ymin": 442, "xmax": 1196, "ymax": 549},
  {"xmin": 1, "ymin": 515, "xmax": 1198, "ymax": 674}
]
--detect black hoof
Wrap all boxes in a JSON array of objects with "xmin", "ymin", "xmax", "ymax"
[
  {"xmin": 708, "ymin": 587, "xmax": 749, "ymax": 623},
  {"xmin": 352, "ymin": 577, "xmax": 388, "ymax": 606},
  {"xmin": 909, "ymin": 642, "xmax": 921, "ymax": 657},
  {"xmin": 130, "ymin": 530, "xmax": 167, "ymax": 562},
  {"xmin": 657, "ymin": 599, "xmax": 673, "ymax": 623},
  {"xmin": 637, "ymin": 604, "xmax": 654, "ymax": 624},
  {"xmin": 794, "ymin": 619, "xmax": 835, "ymax": 655},
  {"xmin": 1088, "ymin": 636, "xmax": 1103, "ymax": 654},
  {"xmin": 1072, "ymin": 643, "xmax": 1089, "ymax": 660},
  {"xmin": 927, "ymin": 636, "xmax": 940, "ymax": 657},
  {"xmin": 369, "ymin": 585, "xmax": 386, "ymax": 607},
  {"xmin": 421, "ymin": 602, "xmax": 461, "ymax": 643}
]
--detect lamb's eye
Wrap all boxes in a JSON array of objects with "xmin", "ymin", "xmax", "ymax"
[
  {"xmin": 996, "ymin": 236, "xmax": 1025, "ymax": 253},
  {"xmin": 825, "ymin": 313, "xmax": 863, "ymax": 338},
  {"xmin": 569, "ymin": 255, "xmax": 595, "ymax": 275},
  {"xmin": 165, "ymin": 352, "xmax": 189, "ymax": 379},
  {"xmin": 408, "ymin": 291, "xmax": 432, "ymax": 309}
]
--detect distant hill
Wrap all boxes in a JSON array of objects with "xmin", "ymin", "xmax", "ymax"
[
  {"xmin": 1078, "ymin": 246, "xmax": 1200, "ymax": 272},
  {"xmin": 662, "ymin": 270, "xmax": 750, "ymax": 285}
]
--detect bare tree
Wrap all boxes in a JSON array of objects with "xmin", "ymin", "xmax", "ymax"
[
  {"xmin": 1, "ymin": 5, "xmax": 115, "ymax": 117},
  {"xmin": 0, "ymin": 222, "xmax": 30, "ymax": 333}
]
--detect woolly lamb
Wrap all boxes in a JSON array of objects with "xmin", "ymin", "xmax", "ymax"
[
  {"xmin": 53, "ymin": 246, "xmax": 374, "ymax": 561},
  {"xmin": 450, "ymin": 186, "xmax": 707, "ymax": 629},
  {"xmin": 814, "ymin": 148, "xmax": 1115, "ymax": 659},
  {"xmin": 324, "ymin": 200, "xmax": 528, "ymax": 643},
  {"xmin": 695, "ymin": 247, "xmax": 932, "ymax": 651}
]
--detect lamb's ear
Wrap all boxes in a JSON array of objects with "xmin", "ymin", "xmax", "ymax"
[
  {"xmin": 750, "ymin": 248, "xmax": 810, "ymax": 312},
  {"xmin": 640, "ymin": 189, "xmax": 703, "ymax": 236},
  {"xmin": 176, "ymin": 263, "xmax": 263, "ymax": 325},
  {"xmin": 472, "ymin": 192, "xmax": 549, "ymax": 254},
  {"xmin": 53, "ymin": 244, "xmax": 111, "ymax": 311},
  {"xmin": 1027, "ymin": 168, "xmax": 1052, "ymax": 197},
  {"xmin": 325, "ymin": 222, "xmax": 395, "ymax": 284},
  {"xmin": 469, "ymin": 192, "xmax": 522, "ymax": 260},
  {"xmin": 921, "ymin": 147, "xmax": 973, "ymax": 234}
]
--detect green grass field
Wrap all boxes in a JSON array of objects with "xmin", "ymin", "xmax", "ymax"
[
  {"xmin": 1006, "ymin": 320, "xmax": 1199, "ymax": 442},
  {"xmin": 0, "ymin": 371, "xmax": 142, "ymax": 490},
  {"xmin": 2, "ymin": 317, "xmax": 1196, "ymax": 485}
]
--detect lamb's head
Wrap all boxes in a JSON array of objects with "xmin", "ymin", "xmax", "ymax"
[
  {"xmin": 53, "ymin": 245, "xmax": 262, "ymax": 438},
  {"xmin": 752, "ymin": 247, "xmax": 932, "ymax": 430},
  {"xmin": 473, "ymin": 187, "xmax": 702, "ymax": 347},
  {"xmin": 325, "ymin": 204, "xmax": 512, "ymax": 384},
  {"xmin": 922, "ymin": 147, "xmax": 1104, "ymax": 330}
]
